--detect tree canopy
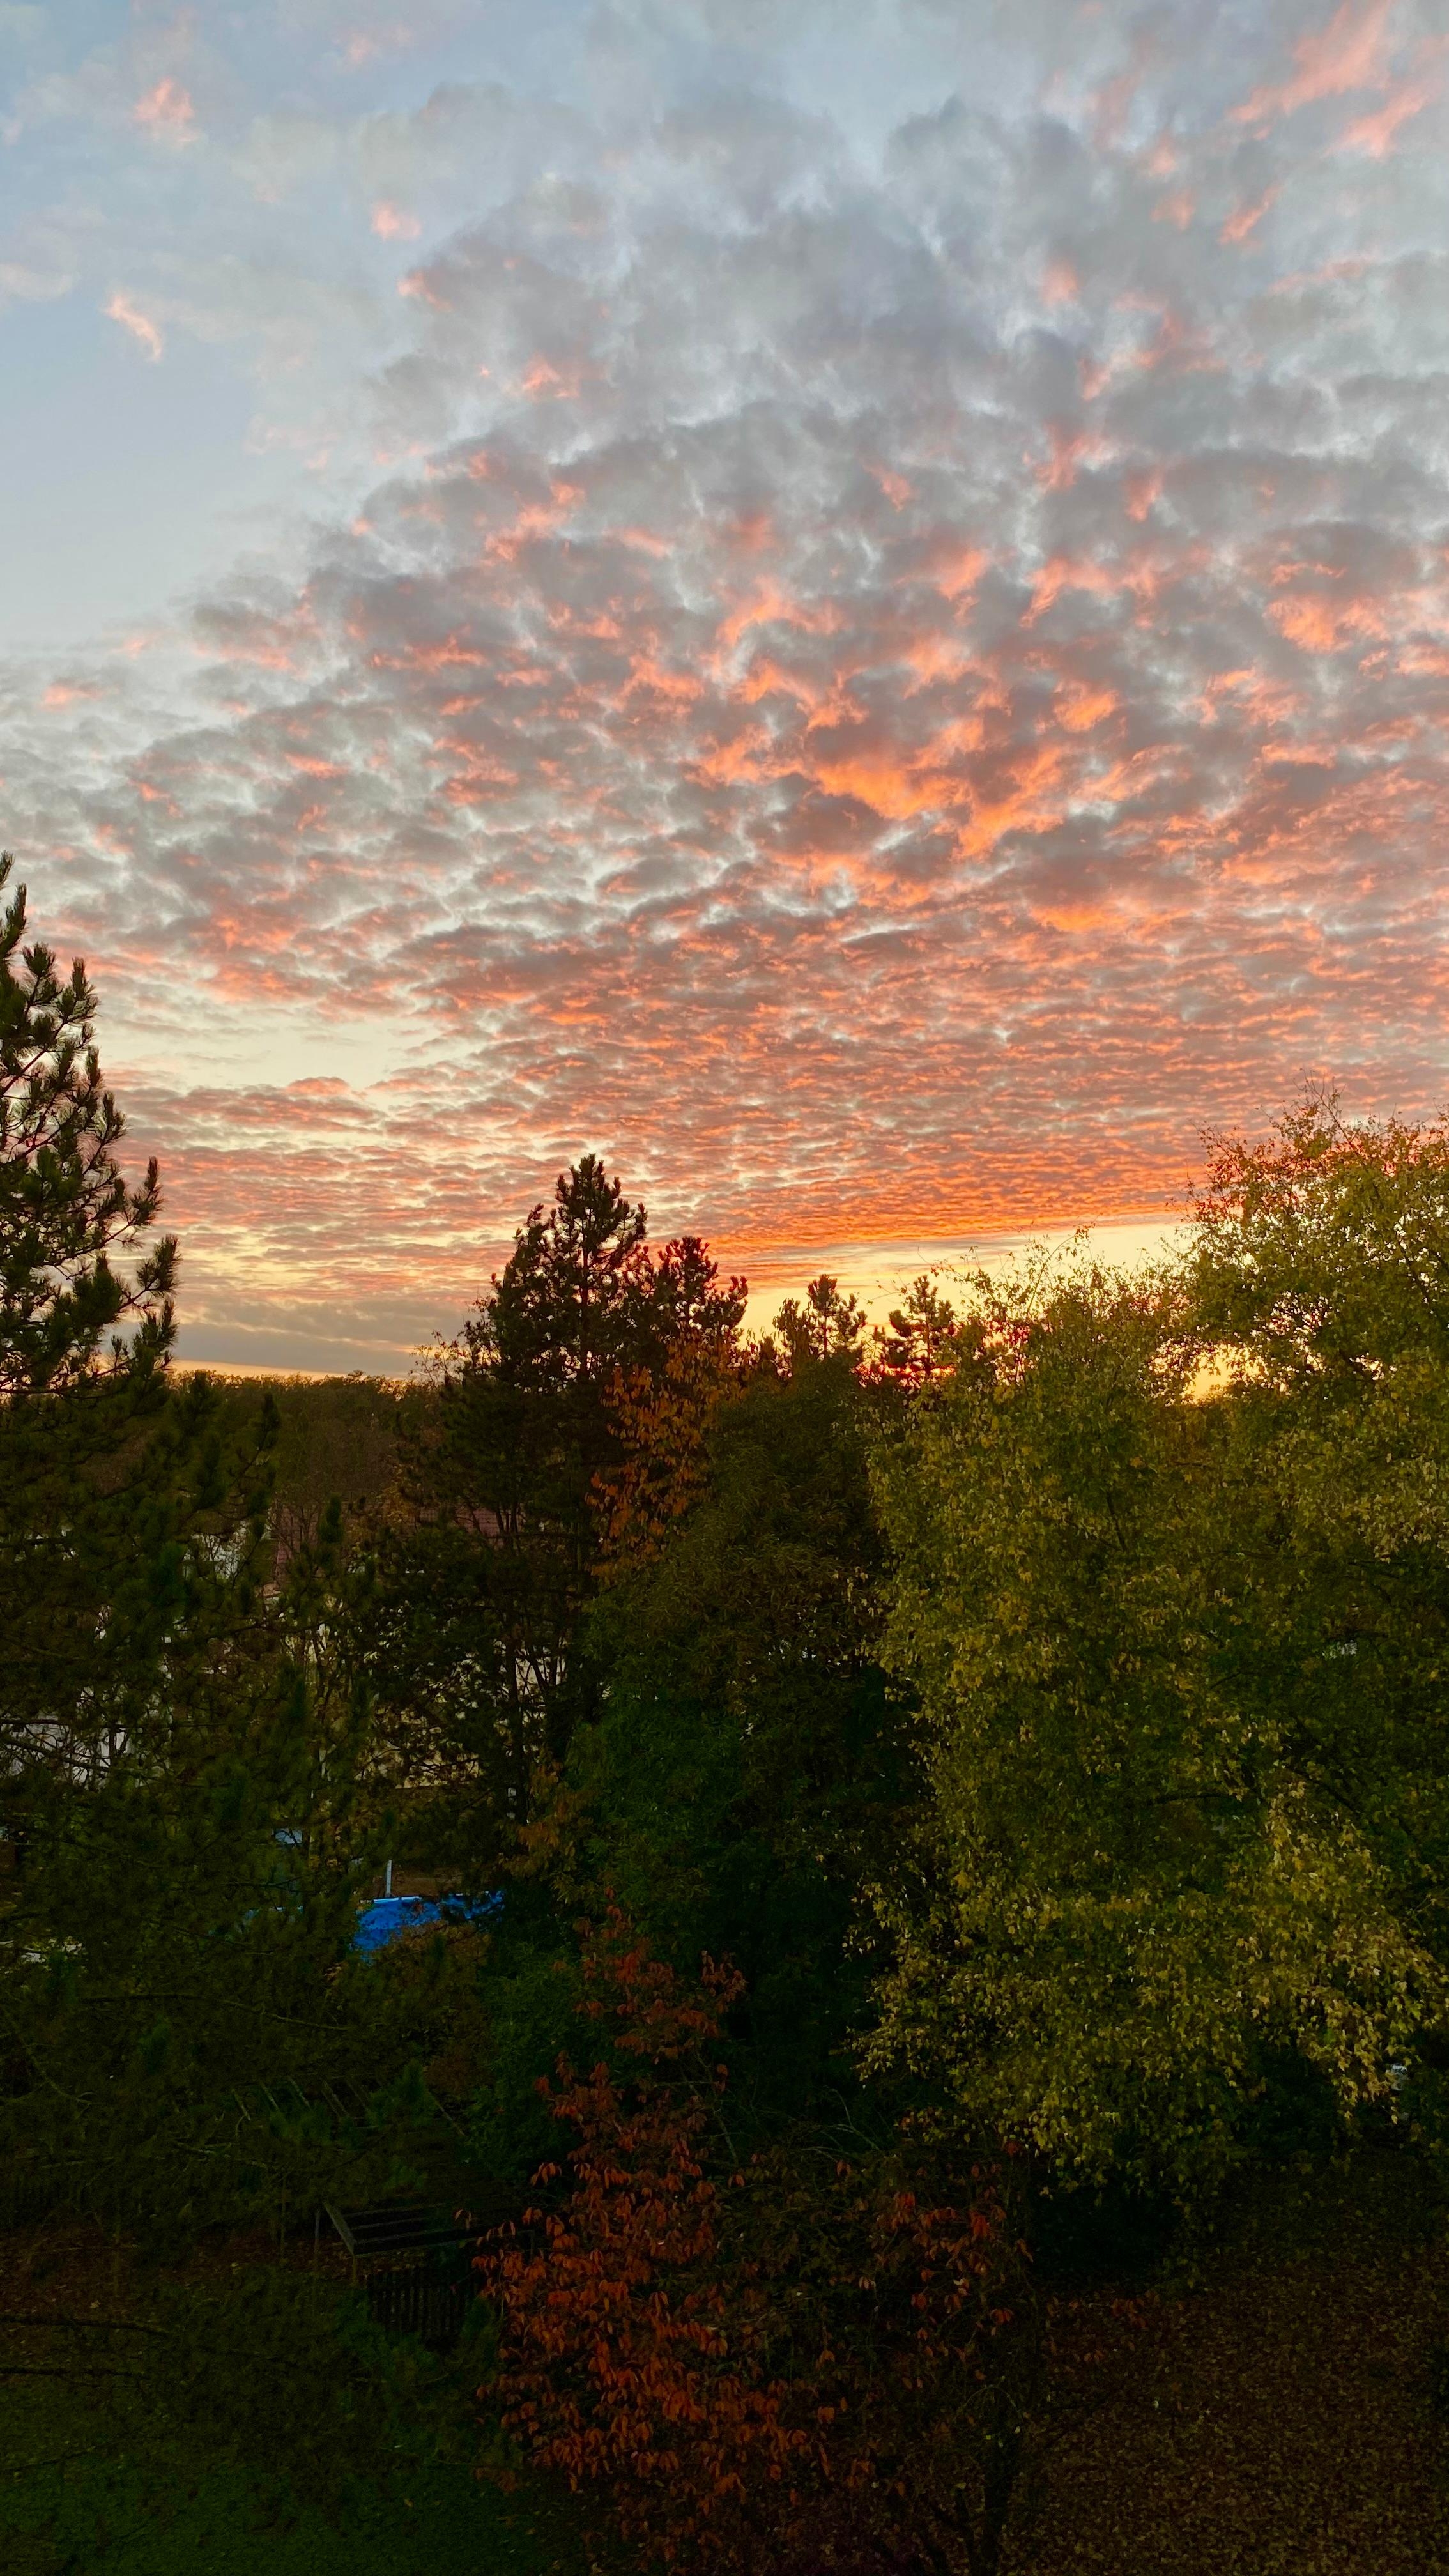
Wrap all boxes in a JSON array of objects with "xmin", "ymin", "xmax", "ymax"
[{"xmin": 8, "ymin": 852, "xmax": 1449, "ymax": 2568}]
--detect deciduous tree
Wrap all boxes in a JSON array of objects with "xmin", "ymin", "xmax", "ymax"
[
  {"xmin": 867, "ymin": 1227, "xmax": 1442, "ymax": 2198},
  {"xmin": 479, "ymin": 1910, "xmax": 1033, "ymax": 2576}
]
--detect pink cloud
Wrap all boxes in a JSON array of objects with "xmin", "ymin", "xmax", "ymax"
[
  {"xmin": 1337, "ymin": 54, "xmax": 1444, "ymax": 155},
  {"xmin": 371, "ymin": 200, "xmax": 422, "ymax": 240},
  {"xmin": 1220, "ymin": 185, "xmax": 1280, "ymax": 245},
  {"xmin": 13, "ymin": 16, "xmax": 1449, "ymax": 1373},
  {"xmin": 1230, "ymin": 0, "xmax": 1397, "ymax": 132},
  {"xmin": 104, "ymin": 291, "xmax": 164, "ymax": 360},
  {"xmin": 1151, "ymin": 188, "xmax": 1196, "ymax": 229},
  {"xmin": 132, "ymin": 77, "xmax": 197, "ymax": 143}
]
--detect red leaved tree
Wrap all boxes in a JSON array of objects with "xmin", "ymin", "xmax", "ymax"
[
  {"xmin": 475, "ymin": 1911, "xmax": 804, "ymax": 2562},
  {"xmin": 476, "ymin": 1910, "xmax": 1036, "ymax": 2576}
]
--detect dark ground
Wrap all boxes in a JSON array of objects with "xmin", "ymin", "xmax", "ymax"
[
  {"xmin": 4, "ymin": 2147, "xmax": 1448, "ymax": 2572},
  {"xmin": 1006, "ymin": 2147, "xmax": 1449, "ymax": 2573}
]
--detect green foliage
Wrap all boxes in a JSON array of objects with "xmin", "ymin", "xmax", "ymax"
[
  {"xmin": 0, "ymin": 1363, "xmax": 277, "ymax": 1796},
  {"xmin": 147, "ymin": 2268, "xmax": 478, "ymax": 2508},
  {"xmin": 464, "ymin": 1928, "xmax": 584, "ymax": 2191},
  {"xmin": 0, "ymin": 1713, "xmax": 441, "ymax": 2230},
  {"xmin": 211, "ymin": 1372, "xmax": 414, "ymax": 1558},
  {"xmin": 562, "ymin": 1347, "xmax": 908, "ymax": 2127},
  {"xmin": 866, "ymin": 1203, "xmax": 1445, "ymax": 2196},
  {"xmin": 0, "ymin": 2273, "xmax": 590, "ymax": 2575},
  {"xmin": 1, "ymin": 1447, "xmax": 501, "ymax": 2221}
]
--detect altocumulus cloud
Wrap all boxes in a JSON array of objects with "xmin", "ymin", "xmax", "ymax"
[{"xmin": 2, "ymin": 0, "xmax": 1448, "ymax": 1367}]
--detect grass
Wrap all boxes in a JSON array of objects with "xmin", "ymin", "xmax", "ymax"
[
  {"xmin": 0, "ymin": 2400, "xmax": 582, "ymax": 2576},
  {"xmin": 0, "ymin": 2220, "xmax": 604, "ymax": 2576}
]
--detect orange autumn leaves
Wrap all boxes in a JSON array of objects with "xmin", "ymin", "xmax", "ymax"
[{"xmin": 476, "ymin": 1910, "xmax": 1031, "ymax": 2576}]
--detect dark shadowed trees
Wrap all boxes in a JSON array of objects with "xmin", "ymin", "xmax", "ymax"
[
  {"xmin": 541, "ymin": 1301, "xmax": 906, "ymax": 2130},
  {"xmin": 771, "ymin": 1271, "xmax": 867, "ymax": 1368},
  {"xmin": 366, "ymin": 1158, "xmax": 747, "ymax": 1863},
  {"xmin": 0, "ymin": 854, "xmax": 273, "ymax": 1796}
]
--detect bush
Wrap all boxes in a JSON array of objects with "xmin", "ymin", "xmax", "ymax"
[{"xmin": 477, "ymin": 1911, "xmax": 1036, "ymax": 2576}]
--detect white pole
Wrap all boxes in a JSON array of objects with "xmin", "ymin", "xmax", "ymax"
[{"xmin": 385, "ymin": 1858, "xmax": 392, "ymax": 1897}]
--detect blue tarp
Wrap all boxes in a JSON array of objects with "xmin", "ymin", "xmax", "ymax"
[{"xmin": 353, "ymin": 1892, "xmax": 502, "ymax": 1957}]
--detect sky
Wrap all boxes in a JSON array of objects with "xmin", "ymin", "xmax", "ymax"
[{"xmin": 2, "ymin": 0, "xmax": 1446, "ymax": 1371}]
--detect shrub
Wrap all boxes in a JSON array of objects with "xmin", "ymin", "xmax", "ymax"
[{"xmin": 477, "ymin": 1910, "xmax": 1034, "ymax": 2576}]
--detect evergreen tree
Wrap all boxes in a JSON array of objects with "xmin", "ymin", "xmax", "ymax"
[
  {"xmin": 0, "ymin": 861, "xmax": 427, "ymax": 2234},
  {"xmin": 871, "ymin": 1273, "xmax": 958, "ymax": 1383},
  {"xmin": 771, "ymin": 1272, "xmax": 866, "ymax": 1368},
  {"xmin": 369, "ymin": 1159, "xmax": 745, "ymax": 1859},
  {"xmin": 1, "ymin": 852, "xmax": 174, "ymax": 1393},
  {"xmin": 0, "ymin": 854, "xmax": 253, "ymax": 1793}
]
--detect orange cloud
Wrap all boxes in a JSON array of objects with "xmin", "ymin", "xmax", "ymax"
[
  {"xmin": 955, "ymin": 745, "xmax": 1068, "ymax": 856},
  {"xmin": 1269, "ymin": 593, "xmax": 1391, "ymax": 652},
  {"xmin": 932, "ymin": 546, "xmax": 989, "ymax": 604},
  {"xmin": 1023, "ymin": 556, "xmax": 1118, "ymax": 624},
  {"xmin": 902, "ymin": 634, "xmax": 970, "ymax": 689},
  {"xmin": 397, "ymin": 268, "xmax": 448, "ymax": 309},
  {"xmin": 1038, "ymin": 426, "xmax": 1095, "ymax": 492},
  {"xmin": 1034, "ymin": 899, "xmax": 1117, "ymax": 933},
  {"xmin": 716, "ymin": 583, "xmax": 841, "ymax": 654},
  {"xmin": 520, "ymin": 355, "xmax": 583, "ymax": 399},
  {"xmin": 1055, "ymin": 684, "xmax": 1118, "ymax": 733}
]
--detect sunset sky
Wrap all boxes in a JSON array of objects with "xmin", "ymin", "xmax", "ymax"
[{"xmin": 3, "ymin": 0, "xmax": 1446, "ymax": 1370}]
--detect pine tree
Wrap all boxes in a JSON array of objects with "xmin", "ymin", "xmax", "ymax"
[
  {"xmin": 370, "ymin": 1162, "xmax": 746, "ymax": 1853},
  {"xmin": 772, "ymin": 1271, "xmax": 866, "ymax": 1367},
  {"xmin": 0, "ymin": 855, "xmax": 270, "ymax": 1793},
  {"xmin": 0, "ymin": 864, "xmax": 461, "ymax": 2234},
  {"xmin": 1, "ymin": 853, "xmax": 174, "ymax": 1393}
]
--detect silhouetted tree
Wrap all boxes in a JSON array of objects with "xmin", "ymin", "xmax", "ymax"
[
  {"xmin": 873, "ymin": 1275, "xmax": 958, "ymax": 1384},
  {"xmin": 772, "ymin": 1272, "xmax": 866, "ymax": 1368},
  {"xmin": 368, "ymin": 1160, "xmax": 746, "ymax": 1859},
  {"xmin": 1, "ymin": 852, "xmax": 174, "ymax": 1395}
]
